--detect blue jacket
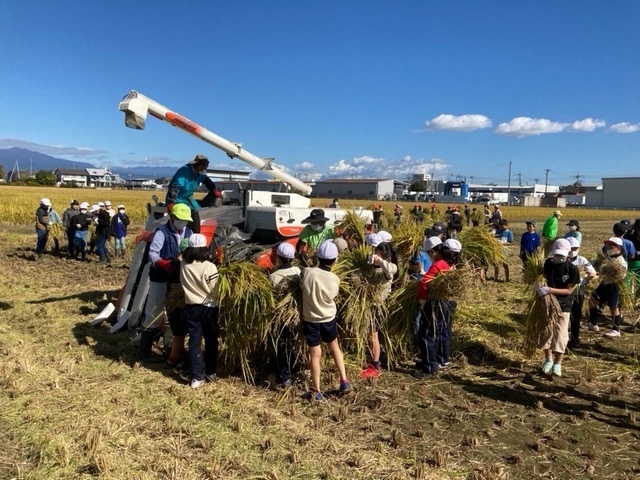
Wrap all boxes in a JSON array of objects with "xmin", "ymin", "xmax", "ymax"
[{"xmin": 166, "ymin": 164, "xmax": 216, "ymax": 210}]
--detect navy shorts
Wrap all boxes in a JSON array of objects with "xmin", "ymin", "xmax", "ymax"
[
  {"xmin": 302, "ymin": 319, "xmax": 338, "ymax": 347},
  {"xmin": 592, "ymin": 283, "xmax": 620, "ymax": 308}
]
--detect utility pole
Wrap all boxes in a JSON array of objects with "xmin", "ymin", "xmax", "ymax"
[
  {"xmin": 507, "ymin": 161, "xmax": 512, "ymax": 206},
  {"xmin": 544, "ymin": 169, "xmax": 550, "ymax": 194},
  {"xmin": 517, "ymin": 172, "xmax": 522, "ymax": 186},
  {"xmin": 470, "ymin": 175, "xmax": 474, "ymax": 183}
]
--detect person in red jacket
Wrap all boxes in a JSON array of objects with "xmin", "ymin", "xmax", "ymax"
[{"xmin": 414, "ymin": 237, "xmax": 462, "ymax": 377}]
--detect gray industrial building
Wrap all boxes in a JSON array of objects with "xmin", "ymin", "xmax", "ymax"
[
  {"xmin": 312, "ymin": 179, "xmax": 398, "ymax": 200},
  {"xmin": 586, "ymin": 177, "xmax": 640, "ymax": 208}
]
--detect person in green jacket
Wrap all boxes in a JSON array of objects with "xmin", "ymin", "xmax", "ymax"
[{"xmin": 542, "ymin": 210, "xmax": 563, "ymax": 256}]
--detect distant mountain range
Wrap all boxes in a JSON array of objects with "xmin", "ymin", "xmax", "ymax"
[{"xmin": 0, "ymin": 147, "xmax": 181, "ymax": 179}]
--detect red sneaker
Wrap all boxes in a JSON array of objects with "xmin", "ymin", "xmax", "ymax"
[{"xmin": 360, "ymin": 365, "xmax": 381, "ymax": 379}]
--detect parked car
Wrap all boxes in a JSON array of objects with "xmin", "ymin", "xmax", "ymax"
[{"xmin": 477, "ymin": 196, "xmax": 499, "ymax": 206}]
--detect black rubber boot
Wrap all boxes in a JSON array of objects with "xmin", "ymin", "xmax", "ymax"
[{"xmin": 139, "ymin": 330, "xmax": 162, "ymax": 363}]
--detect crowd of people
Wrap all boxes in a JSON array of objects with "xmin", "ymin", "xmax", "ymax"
[{"xmin": 34, "ymin": 197, "xmax": 130, "ymax": 262}]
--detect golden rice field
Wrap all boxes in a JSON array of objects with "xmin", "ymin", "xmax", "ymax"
[{"xmin": 0, "ymin": 184, "xmax": 633, "ymax": 228}]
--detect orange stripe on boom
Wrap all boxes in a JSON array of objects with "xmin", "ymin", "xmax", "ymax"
[{"xmin": 165, "ymin": 112, "xmax": 202, "ymax": 135}]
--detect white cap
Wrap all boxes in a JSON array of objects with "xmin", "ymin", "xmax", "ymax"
[
  {"xmin": 567, "ymin": 237, "xmax": 580, "ymax": 248},
  {"xmin": 80, "ymin": 202, "xmax": 89, "ymax": 209},
  {"xmin": 117, "ymin": 204, "xmax": 125, "ymax": 210},
  {"xmin": 40, "ymin": 198, "xmax": 51, "ymax": 206},
  {"xmin": 423, "ymin": 236, "xmax": 442, "ymax": 252},
  {"xmin": 276, "ymin": 242, "xmax": 295, "ymax": 259},
  {"xmin": 90, "ymin": 204, "xmax": 100, "ymax": 212},
  {"xmin": 98, "ymin": 202, "xmax": 105, "ymax": 207},
  {"xmin": 188, "ymin": 233, "xmax": 207, "ymax": 248},
  {"xmin": 604, "ymin": 237, "xmax": 623, "ymax": 247},
  {"xmin": 551, "ymin": 238, "xmax": 571, "ymax": 256},
  {"xmin": 317, "ymin": 240, "xmax": 338, "ymax": 260},
  {"xmin": 104, "ymin": 200, "xmax": 112, "ymax": 206},
  {"xmin": 378, "ymin": 231, "xmax": 392, "ymax": 243},
  {"xmin": 365, "ymin": 233, "xmax": 382, "ymax": 248},
  {"xmin": 443, "ymin": 238, "xmax": 462, "ymax": 253}
]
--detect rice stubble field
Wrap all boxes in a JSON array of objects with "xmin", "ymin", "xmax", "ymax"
[{"xmin": 1, "ymin": 185, "xmax": 639, "ymax": 479}]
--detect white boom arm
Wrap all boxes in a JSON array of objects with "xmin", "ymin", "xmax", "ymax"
[{"xmin": 118, "ymin": 90, "xmax": 312, "ymax": 195}]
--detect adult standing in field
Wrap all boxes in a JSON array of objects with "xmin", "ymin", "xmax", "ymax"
[
  {"xmin": 566, "ymin": 237, "xmax": 596, "ymax": 348},
  {"xmin": 62, "ymin": 200, "xmax": 80, "ymax": 256},
  {"xmin": 520, "ymin": 220, "xmax": 541, "ymax": 266},
  {"xmin": 534, "ymin": 238, "xmax": 579, "ymax": 377},
  {"xmin": 542, "ymin": 210, "xmax": 562, "ymax": 255},
  {"xmin": 490, "ymin": 205, "xmax": 502, "ymax": 223},
  {"xmin": 296, "ymin": 209, "xmax": 336, "ymax": 262},
  {"xmin": 140, "ymin": 204, "xmax": 193, "ymax": 363},
  {"xmin": 563, "ymin": 219, "xmax": 582, "ymax": 245},
  {"xmin": 463, "ymin": 204, "xmax": 471, "ymax": 226},
  {"xmin": 111, "ymin": 205, "xmax": 130, "ymax": 258},
  {"xmin": 95, "ymin": 202, "xmax": 112, "ymax": 264},
  {"xmin": 35, "ymin": 198, "xmax": 51, "ymax": 261},
  {"xmin": 623, "ymin": 219, "xmax": 640, "ymax": 285},
  {"xmin": 483, "ymin": 205, "xmax": 490, "ymax": 224},
  {"xmin": 166, "ymin": 155, "xmax": 221, "ymax": 232}
]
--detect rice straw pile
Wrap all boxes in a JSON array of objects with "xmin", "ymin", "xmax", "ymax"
[
  {"xmin": 217, "ymin": 261, "xmax": 275, "ymax": 383},
  {"xmin": 426, "ymin": 265, "xmax": 472, "ymax": 301},
  {"xmin": 458, "ymin": 227, "xmax": 506, "ymax": 268},
  {"xmin": 386, "ymin": 281, "xmax": 420, "ymax": 361},
  {"xmin": 270, "ymin": 277, "xmax": 305, "ymax": 367},
  {"xmin": 522, "ymin": 279, "xmax": 564, "ymax": 358}
]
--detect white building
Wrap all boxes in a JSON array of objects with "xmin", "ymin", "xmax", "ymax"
[
  {"xmin": 54, "ymin": 168, "xmax": 88, "ymax": 187},
  {"xmin": 588, "ymin": 177, "xmax": 640, "ymax": 208},
  {"xmin": 412, "ymin": 173, "xmax": 432, "ymax": 183}
]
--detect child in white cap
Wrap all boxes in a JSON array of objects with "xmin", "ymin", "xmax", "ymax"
[
  {"xmin": 300, "ymin": 240, "xmax": 350, "ymax": 399},
  {"xmin": 180, "ymin": 233, "xmax": 220, "ymax": 388},
  {"xmin": 269, "ymin": 242, "xmax": 302, "ymax": 388},
  {"xmin": 535, "ymin": 238, "xmax": 580, "ymax": 377}
]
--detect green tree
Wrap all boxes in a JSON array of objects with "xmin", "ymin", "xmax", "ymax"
[
  {"xmin": 35, "ymin": 170, "xmax": 56, "ymax": 186},
  {"xmin": 409, "ymin": 181, "xmax": 425, "ymax": 191},
  {"xmin": 0, "ymin": 164, "xmax": 4, "ymax": 180}
]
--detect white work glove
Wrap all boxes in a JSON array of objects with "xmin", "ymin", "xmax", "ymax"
[
  {"xmin": 533, "ymin": 280, "xmax": 540, "ymax": 291},
  {"xmin": 537, "ymin": 286, "xmax": 550, "ymax": 297},
  {"xmin": 579, "ymin": 278, "xmax": 588, "ymax": 289},
  {"xmin": 76, "ymin": 224, "xmax": 81, "ymax": 229}
]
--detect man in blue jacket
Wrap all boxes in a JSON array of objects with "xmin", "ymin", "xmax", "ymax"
[{"xmin": 166, "ymin": 155, "xmax": 220, "ymax": 211}]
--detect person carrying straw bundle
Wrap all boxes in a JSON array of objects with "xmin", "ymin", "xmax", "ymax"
[
  {"xmin": 300, "ymin": 240, "xmax": 351, "ymax": 400},
  {"xmin": 534, "ymin": 238, "xmax": 579, "ymax": 377},
  {"xmin": 360, "ymin": 234, "xmax": 398, "ymax": 379},
  {"xmin": 414, "ymin": 237, "xmax": 462, "ymax": 377},
  {"xmin": 269, "ymin": 242, "xmax": 302, "ymax": 389},
  {"xmin": 586, "ymin": 237, "xmax": 628, "ymax": 338}
]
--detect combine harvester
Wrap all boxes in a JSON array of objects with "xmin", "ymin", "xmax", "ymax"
[{"xmin": 92, "ymin": 91, "xmax": 372, "ymax": 332}]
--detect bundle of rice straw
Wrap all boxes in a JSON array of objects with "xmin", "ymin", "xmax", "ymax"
[
  {"xmin": 392, "ymin": 220, "xmax": 425, "ymax": 262},
  {"xmin": 334, "ymin": 244, "xmax": 389, "ymax": 364},
  {"xmin": 386, "ymin": 281, "xmax": 420, "ymax": 361},
  {"xmin": 426, "ymin": 265, "xmax": 472, "ymax": 301},
  {"xmin": 522, "ymin": 279, "xmax": 563, "ymax": 358},
  {"xmin": 458, "ymin": 227, "xmax": 506, "ymax": 268},
  {"xmin": 336, "ymin": 210, "xmax": 368, "ymax": 246},
  {"xmin": 522, "ymin": 250, "xmax": 545, "ymax": 284},
  {"xmin": 269, "ymin": 277, "xmax": 305, "ymax": 369},
  {"xmin": 217, "ymin": 261, "xmax": 275, "ymax": 383}
]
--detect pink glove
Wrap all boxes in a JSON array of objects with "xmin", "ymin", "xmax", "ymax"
[{"xmin": 156, "ymin": 259, "xmax": 175, "ymax": 274}]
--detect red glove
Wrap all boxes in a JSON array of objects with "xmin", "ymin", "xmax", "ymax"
[
  {"xmin": 156, "ymin": 259, "xmax": 176, "ymax": 274},
  {"xmin": 166, "ymin": 203, "xmax": 174, "ymax": 213}
]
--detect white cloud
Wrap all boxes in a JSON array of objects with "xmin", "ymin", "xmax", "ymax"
[
  {"xmin": 0, "ymin": 138, "xmax": 107, "ymax": 157},
  {"xmin": 568, "ymin": 118, "xmax": 606, "ymax": 132},
  {"xmin": 325, "ymin": 155, "xmax": 451, "ymax": 180},
  {"xmin": 495, "ymin": 117, "xmax": 568, "ymax": 137},
  {"xmin": 609, "ymin": 122, "xmax": 640, "ymax": 133},
  {"xmin": 295, "ymin": 161, "xmax": 315, "ymax": 171},
  {"xmin": 424, "ymin": 114, "xmax": 492, "ymax": 132}
]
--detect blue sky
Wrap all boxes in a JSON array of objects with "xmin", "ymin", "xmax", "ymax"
[{"xmin": 1, "ymin": 0, "xmax": 638, "ymax": 186}]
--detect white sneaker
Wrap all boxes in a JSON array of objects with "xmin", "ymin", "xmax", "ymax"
[
  {"xmin": 190, "ymin": 379, "xmax": 206, "ymax": 389},
  {"xmin": 586, "ymin": 324, "xmax": 600, "ymax": 332},
  {"xmin": 603, "ymin": 329, "xmax": 621, "ymax": 338}
]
